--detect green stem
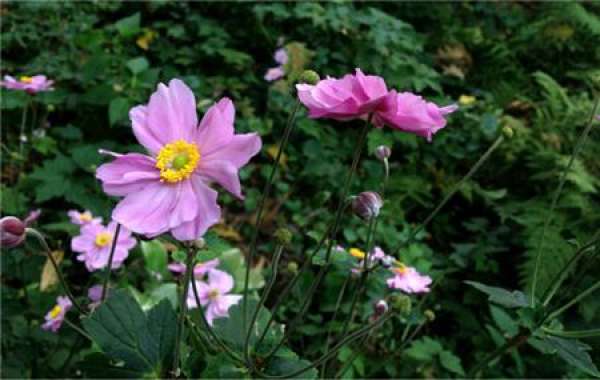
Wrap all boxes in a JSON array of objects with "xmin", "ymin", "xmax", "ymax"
[
  {"xmin": 468, "ymin": 332, "xmax": 530, "ymax": 378},
  {"xmin": 171, "ymin": 246, "xmax": 194, "ymax": 377},
  {"xmin": 242, "ymin": 99, "xmax": 301, "ymax": 338},
  {"xmin": 531, "ymin": 97, "xmax": 600, "ymax": 305},
  {"xmin": 334, "ymin": 334, "xmax": 369, "ymax": 379},
  {"xmin": 26, "ymin": 229, "xmax": 86, "ymax": 315},
  {"xmin": 63, "ymin": 318, "xmax": 92, "ymax": 341},
  {"xmin": 547, "ymin": 280, "xmax": 600, "ymax": 321},
  {"xmin": 19, "ymin": 100, "xmax": 29, "ymax": 160},
  {"xmin": 101, "ymin": 223, "xmax": 121, "ymax": 301},
  {"xmin": 391, "ymin": 135, "xmax": 504, "ymax": 258},
  {"xmin": 542, "ymin": 327, "xmax": 600, "ymax": 339},
  {"xmin": 244, "ymin": 244, "xmax": 284, "ymax": 366}
]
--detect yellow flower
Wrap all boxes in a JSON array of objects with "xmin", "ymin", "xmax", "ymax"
[
  {"xmin": 349, "ymin": 248, "xmax": 366, "ymax": 260},
  {"xmin": 459, "ymin": 95, "xmax": 476, "ymax": 106},
  {"xmin": 136, "ymin": 29, "xmax": 157, "ymax": 51}
]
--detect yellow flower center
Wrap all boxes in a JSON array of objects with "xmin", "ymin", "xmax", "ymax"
[
  {"xmin": 155, "ymin": 140, "xmax": 200, "ymax": 183},
  {"xmin": 349, "ymin": 248, "xmax": 366, "ymax": 260},
  {"xmin": 208, "ymin": 289, "xmax": 220, "ymax": 300},
  {"xmin": 458, "ymin": 95, "xmax": 476, "ymax": 105},
  {"xmin": 95, "ymin": 232, "xmax": 113, "ymax": 247},
  {"xmin": 79, "ymin": 213, "xmax": 93, "ymax": 222},
  {"xmin": 20, "ymin": 76, "xmax": 33, "ymax": 83},
  {"xmin": 392, "ymin": 264, "xmax": 408, "ymax": 276},
  {"xmin": 49, "ymin": 305, "xmax": 62, "ymax": 319}
]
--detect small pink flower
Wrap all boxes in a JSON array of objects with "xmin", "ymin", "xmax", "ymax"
[
  {"xmin": 168, "ymin": 258, "xmax": 220, "ymax": 278},
  {"xmin": 264, "ymin": 67, "xmax": 285, "ymax": 82},
  {"xmin": 87, "ymin": 285, "xmax": 107, "ymax": 310},
  {"xmin": 374, "ymin": 91, "xmax": 457, "ymax": 141},
  {"xmin": 386, "ymin": 265, "xmax": 431, "ymax": 293},
  {"xmin": 42, "ymin": 296, "xmax": 72, "ymax": 332},
  {"xmin": 1, "ymin": 75, "xmax": 54, "ymax": 94},
  {"xmin": 274, "ymin": 48, "xmax": 288, "ymax": 65},
  {"xmin": 96, "ymin": 79, "xmax": 262, "ymax": 241},
  {"xmin": 71, "ymin": 221, "xmax": 136, "ymax": 272},
  {"xmin": 351, "ymin": 246, "xmax": 388, "ymax": 274},
  {"xmin": 296, "ymin": 68, "xmax": 388, "ymax": 121},
  {"xmin": 187, "ymin": 269, "xmax": 241, "ymax": 326},
  {"xmin": 68, "ymin": 210, "xmax": 101, "ymax": 225}
]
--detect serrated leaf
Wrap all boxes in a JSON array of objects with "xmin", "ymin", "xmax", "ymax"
[
  {"xmin": 545, "ymin": 336, "xmax": 600, "ymax": 378},
  {"xmin": 465, "ymin": 281, "xmax": 529, "ymax": 308}
]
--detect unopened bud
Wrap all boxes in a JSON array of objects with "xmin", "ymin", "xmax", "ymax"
[
  {"xmin": 299, "ymin": 70, "xmax": 320, "ymax": 85},
  {"xmin": 373, "ymin": 299, "xmax": 389, "ymax": 317},
  {"xmin": 193, "ymin": 238, "xmax": 206, "ymax": 249},
  {"xmin": 390, "ymin": 294, "xmax": 412, "ymax": 316},
  {"xmin": 274, "ymin": 228, "xmax": 293, "ymax": 246},
  {"xmin": 424, "ymin": 309, "xmax": 436, "ymax": 322},
  {"xmin": 381, "ymin": 255, "xmax": 394, "ymax": 268},
  {"xmin": 502, "ymin": 126, "xmax": 514, "ymax": 139},
  {"xmin": 352, "ymin": 191, "xmax": 383, "ymax": 220},
  {"xmin": 0, "ymin": 217, "xmax": 27, "ymax": 248},
  {"xmin": 287, "ymin": 261, "xmax": 298, "ymax": 274},
  {"xmin": 375, "ymin": 145, "xmax": 391, "ymax": 161}
]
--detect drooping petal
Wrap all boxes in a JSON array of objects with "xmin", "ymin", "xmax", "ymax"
[
  {"xmin": 213, "ymin": 294, "xmax": 242, "ymax": 316},
  {"xmin": 171, "ymin": 176, "xmax": 221, "ymax": 241},
  {"xmin": 96, "ymin": 153, "xmax": 160, "ymax": 196},
  {"xmin": 202, "ymin": 133, "xmax": 262, "ymax": 169},
  {"xmin": 195, "ymin": 98, "xmax": 234, "ymax": 156},
  {"xmin": 147, "ymin": 79, "xmax": 198, "ymax": 144}
]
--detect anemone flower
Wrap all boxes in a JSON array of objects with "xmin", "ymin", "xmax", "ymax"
[
  {"xmin": 96, "ymin": 79, "xmax": 262, "ymax": 241},
  {"xmin": 68, "ymin": 210, "xmax": 101, "ymax": 225},
  {"xmin": 1, "ymin": 75, "xmax": 54, "ymax": 93},
  {"xmin": 386, "ymin": 265, "xmax": 432, "ymax": 293},
  {"xmin": 187, "ymin": 269, "xmax": 241, "ymax": 326},
  {"xmin": 71, "ymin": 221, "xmax": 136, "ymax": 272},
  {"xmin": 42, "ymin": 296, "xmax": 72, "ymax": 332}
]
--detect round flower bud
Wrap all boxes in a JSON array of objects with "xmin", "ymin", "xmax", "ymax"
[
  {"xmin": 424, "ymin": 309, "xmax": 436, "ymax": 322},
  {"xmin": 0, "ymin": 216, "xmax": 27, "ymax": 248},
  {"xmin": 375, "ymin": 145, "xmax": 391, "ymax": 161},
  {"xmin": 274, "ymin": 227, "xmax": 293, "ymax": 246},
  {"xmin": 381, "ymin": 255, "xmax": 394, "ymax": 268},
  {"xmin": 352, "ymin": 191, "xmax": 383, "ymax": 220},
  {"xmin": 373, "ymin": 299, "xmax": 389, "ymax": 317},
  {"xmin": 502, "ymin": 126, "xmax": 514, "ymax": 139},
  {"xmin": 299, "ymin": 70, "xmax": 320, "ymax": 85},
  {"xmin": 287, "ymin": 261, "xmax": 299, "ymax": 274},
  {"xmin": 193, "ymin": 238, "xmax": 206, "ymax": 249},
  {"xmin": 390, "ymin": 294, "xmax": 412, "ymax": 316}
]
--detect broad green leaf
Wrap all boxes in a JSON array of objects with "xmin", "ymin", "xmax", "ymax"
[
  {"xmin": 126, "ymin": 57, "xmax": 149, "ymax": 74},
  {"xmin": 108, "ymin": 97, "xmax": 131, "ymax": 126},
  {"xmin": 114, "ymin": 13, "xmax": 141, "ymax": 37},
  {"xmin": 439, "ymin": 350, "xmax": 465, "ymax": 376},
  {"xmin": 405, "ymin": 337, "xmax": 443, "ymax": 360},
  {"xmin": 465, "ymin": 281, "xmax": 529, "ymax": 308},
  {"xmin": 545, "ymin": 336, "xmax": 600, "ymax": 378},
  {"xmin": 265, "ymin": 356, "xmax": 317, "ymax": 379},
  {"xmin": 141, "ymin": 240, "xmax": 169, "ymax": 279}
]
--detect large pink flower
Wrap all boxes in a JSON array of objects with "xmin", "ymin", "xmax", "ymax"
[
  {"xmin": 42, "ymin": 296, "xmax": 72, "ymax": 332},
  {"xmin": 96, "ymin": 79, "xmax": 262, "ymax": 241},
  {"xmin": 1, "ymin": 75, "xmax": 54, "ymax": 94},
  {"xmin": 296, "ymin": 68, "xmax": 388, "ymax": 120},
  {"xmin": 71, "ymin": 221, "xmax": 136, "ymax": 272},
  {"xmin": 187, "ymin": 269, "xmax": 242, "ymax": 326},
  {"xmin": 374, "ymin": 91, "xmax": 457, "ymax": 141}
]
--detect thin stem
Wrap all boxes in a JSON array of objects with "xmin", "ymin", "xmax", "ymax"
[
  {"xmin": 391, "ymin": 135, "xmax": 505, "ymax": 258},
  {"xmin": 334, "ymin": 334, "xmax": 369, "ymax": 379},
  {"xmin": 244, "ymin": 244, "xmax": 284, "ymax": 365},
  {"xmin": 542, "ymin": 327, "xmax": 600, "ymax": 339},
  {"xmin": 243, "ymin": 99, "xmax": 301, "ymax": 337},
  {"xmin": 19, "ymin": 100, "xmax": 29, "ymax": 161},
  {"xmin": 101, "ymin": 223, "xmax": 121, "ymax": 301},
  {"xmin": 547, "ymin": 280, "xmax": 600, "ymax": 321},
  {"xmin": 25, "ymin": 229, "xmax": 86, "ymax": 315},
  {"xmin": 63, "ymin": 318, "xmax": 92, "ymax": 341},
  {"xmin": 468, "ymin": 332, "xmax": 530, "ymax": 378},
  {"xmin": 171, "ymin": 245, "xmax": 194, "ymax": 376},
  {"xmin": 531, "ymin": 97, "xmax": 600, "ymax": 305}
]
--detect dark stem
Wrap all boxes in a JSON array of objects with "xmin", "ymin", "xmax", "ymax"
[
  {"xmin": 171, "ymin": 245, "xmax": 195, "ymax": 377},
  {"xmin": 101, "ymin": 223, "xmax": 122, "ymax": 301}
]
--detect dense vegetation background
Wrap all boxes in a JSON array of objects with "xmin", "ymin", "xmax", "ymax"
[{"xmin": 2, "ymin": 2, "xmax": 600, "ymax": 378}]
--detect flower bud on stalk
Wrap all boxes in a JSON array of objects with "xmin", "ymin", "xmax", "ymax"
[
  {"xmin": 373, "ymin": 299, "xmax": 389, "ymax": 317},
  {"xmin": 274, "ymin": 227, "xmax": 293, "ymax": 246},
  {"xmin": 299, "ymin": 70, "xmax": 320, "ymax": 85},
  {"xmin": 424, "ymin": 309, "xmax": 436, "ymax": 322},
  {"xmin": 0, "ymin": 217, "xmax": 27, "ymax": 248},
  {"xmin": 287, "ymin": 261, "xmax": 299, "ymax": 274},
  {"xmin": 502, "ymin": 126, "xmax": 514, "ymax": 139},
  {"xmin": 375, "ymin": 145, "xmax": 391, "ymax": 161},
  {"xmin": 352, "ymin": 191, "xmax": 383, "ymax": 220}
]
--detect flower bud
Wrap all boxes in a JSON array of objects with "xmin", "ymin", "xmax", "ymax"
[
  {"xmin": 193, "ymin": 238, "xmax": 206, "ymax": 249},
  {"xmin": 287, "ymin": 261, "xmax": 298, "ymax": 274},
  {"xmin": 299, "ymin": 70, "xmax": 320, "ymax": 85},
  {"xmin": 380, "ymin": 255, "xmax": 394, "ymax": 268},
  {"xmin": 373, "ymin": 299, "xmax": 389, "ymax": 317},
  {"xmin": 352, "ymin": 191, "xmax": 383, "ymax": 220},
  {"xmin": 502, "ymin": 125, "xmax": 514, "ymax": 139},
  {"xmin": 1, "ymin": 216, "xmax": 27, "ymax": 248},
  {"xmin": 424, "ymin": 309, "xmax": 436, "ymax": 322},
  {"xmin": 274, "ymin": 227, "xmax": 293, "ymax": 246},
  {"xmin": 375, "ymin": 145, "xmax": 391, "ymax": 161},
  {"xmin": 390, "ymin": 294, "xmax": 412, "ymax": 316}
]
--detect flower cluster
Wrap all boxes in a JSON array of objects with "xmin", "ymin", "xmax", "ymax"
[
  {"xmin": 264, "ymin": 47, "xmax": 288, "ymax": 82},
  {"xmin": 1, "ymin": 75, "xmax": 54, "ymax": 94},
  {"xmin": 297, "ymin": 69, "xmax": 457, "ymax": 141}
]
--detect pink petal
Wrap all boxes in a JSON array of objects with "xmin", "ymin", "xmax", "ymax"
[
  {"xmin": 195, "ymin": 98, "xmax": 234, "ymax": 156},
  {"xmin": 202, "ymin": 133, "xmax": 262, "ymax": 169},
  {"xmin": 130, "ymin": 105, "xmax": 163, "ymax": 155},
  {"xmin": 170, "ymin": 176, "xmax": 220, "ymax": 241},
  {"xmin": 213, "ymin": 294, "xmax": 242, "ymax": 316},
  {"xmin": 147, "ymin": 79, "xmax": 198, "ymax": 144},
  {"xmin": 198, "ymin": 160, "xmax": 242, "ymax": 199},
  {"xmin": 208, "ymin": 269, "xmax": 234, "ymax": 294},
  {"xmin": 96, "ymin": 153, "xmax": 160, "ymax": 197}
]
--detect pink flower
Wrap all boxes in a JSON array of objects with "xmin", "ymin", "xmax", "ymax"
[
  {"xmin": 168, "ymin": 258, "xmax": 220, "ymax": 278},
  {"xmin": 265, "ymin": 67, "xmax": 285, "ymax": 82},
  {"xmin": 296, "ymin": 68, "xmax": 388, "ymax": 121},
  {"xmin": 87, "ymin": 285, "xmax": 108, "ymax": 310},
  {"xmin": 68, "ymin": 210, "xmax": 101, "ymax": 225},
  {"xmin": 42, "ymin": 296, "xmax": 72, "ymax": 332},
  {"xmin": 386, "ymin": 265, "xmax": 432, "ymax": 293},
  {"xmin": 96, "ymin": 79, "xmax": 262, "ymax": 241},
  {"xmin": 1, "ymin": 75, "xmax": 54, "ymax": 94},
  {"xmin": 274, "ymin": 48, "xmax": 288, "ymax": 65},
  {"xmin": 187, "ymin": 269, "xmax": 241, "ymax": 326},
  {"xmin": 71, "ymin": 221, "xmax": 136, "ymax": 272},
  {"xmin": 374, "ymin": 91, "xmax": 457, "ymax": 141}
]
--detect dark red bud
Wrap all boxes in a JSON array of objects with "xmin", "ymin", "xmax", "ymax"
[{"xmin": 1, "ymin": 216, "xmax": 27, "ymax": 248}]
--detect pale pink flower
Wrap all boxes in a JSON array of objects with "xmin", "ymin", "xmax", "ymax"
[
  {"xmin": 42, "ymin": 296, "xmax": 72, "ymax": 332},
  {"xmin": 1, "ymin": 75, "xmax": 54, "ymax": 94},
  {"xmin": 374, "ymin": 91, "xmax": 457, "ymax": 141},
  {"xmin": 71, "ymin": 221, "xmax": 136, "ymax": 272},
  {"xmin": 68, "ymin": 210, "xmax": 101, "ymax": 225},
  {"xmin": 386, "ymin": 265, "xmax": 432, "ymax": 293},
  {"xmin": 187, "ymin": 269, "xmax": 241, "ymax": 326},
  {"xmin": 296, "ymin": 68, "xmax": 388, "ymax": 120},
  {"xmin": 264, "ymin": 67, "xmax": 285, "ymax": 82},
  {"xmin": 168, "ymin": 258, "xmax": 220, "ymax": 278},
  {"xmin": 96, "ymin": 79, "xmax": 262, "ymax": 241},
  {"xmin": 274, "ymin": 48, "xmax": 289, "ymax": 65},
  {"xmin": 87, "ymin": 285, "xmax": 107, "ymax": 310}
]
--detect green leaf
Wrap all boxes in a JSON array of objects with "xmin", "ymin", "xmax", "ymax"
[
  {"xmin": 405, "ymin": 337, "xmax": 442, "ymax": 361},
  {"xmin": 265, "ymin": 356, "xmax": 317, "ymax": 379},
  {"xmin": 439, "ymin": 350, "xmax": 465, "ymax": 376},
  {"xmin": 115, "ymin": 13, "xmax": 141, "ymax": 37},
  {"xmin": 147, "ymin": 300, "xmax": 177, "ymax": 367},
  {"xmin": 126, "ymin": 57, "xmax": 149, "ymax": 74},
  {"xmin": 465, "ymin": 281, "xmax": 529, "ymax": 308},
  {"xmin": 141, "ymin": 240, "xmax": 169, "ymax": 279},
  {"xmin": 545, "ymin": 336, "xmax": 600, "ymax": 378},
  {"xmin": 109, "ymin": 97, "xmax": 131, "ymax": 126}
]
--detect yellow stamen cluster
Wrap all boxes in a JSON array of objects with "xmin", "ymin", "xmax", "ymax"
[
  {"xmin": 156, "ymin": 140, "xmax": 200, "ymax": 183},
  {"xmin": 79, "ymin": 213, "xmax": 93, "ymax": 222},
  {"xmin": 20, "ymin": 76, "xmax": 33, "ymax": 83},
  {"xmin": 208, "ymin": 289, "xmax": 220, "ymax": 300},
  {"xmin": 95, "ymin": 232, "xmax": 113, "ymax": 247},
  {"xmin": 392, "ymin": 264, "xmax": 408, "ymax": 276},
  {"xmin": 49, "ymin": 305, "xmax": 62, "ymax": 319},
  {"xmin": 349, "ymin": 248, "xmax": 366, "ymax": 260}
]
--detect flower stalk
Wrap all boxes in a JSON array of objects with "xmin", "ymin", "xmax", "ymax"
[
  {"xmin": 101, "ymin": 223, "xmax": 121, "ymax": 301},
  {"xmin": 171, "ymin": 244, "xmax": 195, "ymax": 377}
]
